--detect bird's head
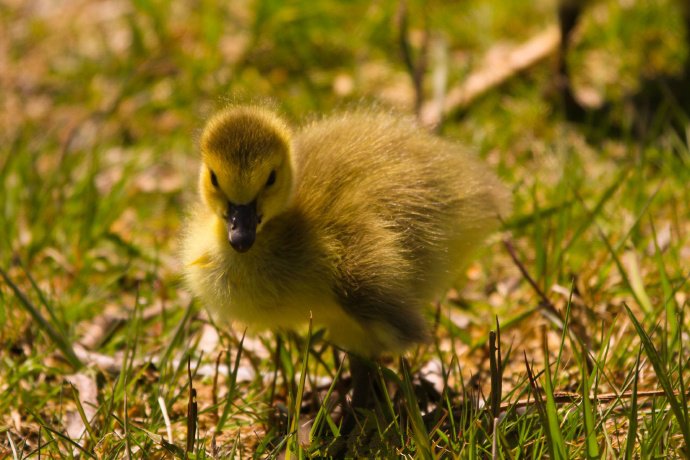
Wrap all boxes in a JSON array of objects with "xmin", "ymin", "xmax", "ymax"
[{"xmin": 198, "ymin": 107, "xmax": 295, "ymax": 253}]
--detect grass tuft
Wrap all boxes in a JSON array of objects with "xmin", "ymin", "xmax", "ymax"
[{"xmin": 1, "ymin": 0, "xmax": 689, "ymax": 456}]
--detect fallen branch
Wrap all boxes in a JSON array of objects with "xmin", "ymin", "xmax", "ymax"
[
  {"xmin": 503, "ymin": 388, "xmax": 683, "ymax": 412},
  {"xmin": 503, "ymin": 238, "xmax": 594, "ymax": 369},
  {"xmin": 420, "ymin": 25, "xmax": 560, "ymax": 128}
]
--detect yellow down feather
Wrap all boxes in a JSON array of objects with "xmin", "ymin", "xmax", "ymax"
[{"xmin": 182, "ymin": 105, "xmax": 510, "ymax": 357}]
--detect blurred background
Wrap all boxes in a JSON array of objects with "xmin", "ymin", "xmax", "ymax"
[
  {"xmin": 2, "ymin": 0, "xmax": 687, "ymax": 284},
  {"xmin": 1, "ymin": 0, "xmax": 690, "ymax": 456}
]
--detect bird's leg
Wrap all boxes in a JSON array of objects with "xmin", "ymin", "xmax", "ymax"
[
  {"xmin": 339, "ymin": 353, "xmax": 378, "ymax": 435},
  {"xmin": 328, "ymin": 354, "xmax": 377, "ymax": 456},
  {"xmin": 269, "ymin": 333, "xmax": 283, "ymax": 404},
  {"xmin": 350, "ymin": 354, "xmax": 376, "ymax": 410}
]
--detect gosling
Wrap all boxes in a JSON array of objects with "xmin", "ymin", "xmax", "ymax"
[{"xmin": 182, "ymin": 105, "xmax": 510, "ymax": 358}]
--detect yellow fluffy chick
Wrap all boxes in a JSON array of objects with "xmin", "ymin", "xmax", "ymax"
[{"xmin": 182, "ymin": 105, "xmax": 510, "ymax": 357}]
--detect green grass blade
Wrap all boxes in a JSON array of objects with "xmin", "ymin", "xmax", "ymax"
[
  {"xmin": 0, "ymin": 267, "xmax": 82, "ymax": 369},
  {"xmin": 19, "ymin": 260, "xmax": 65, "ymax": 328},
  {"xmin": 287, "ymin": 314, "xmax": 313, "ymax": 457},
  {"xmin": 678, "ymin": 303, "xmax": 689, "ymax": 442},
  {"xmin": 561, "ymin": 169, "xmax": 627, "ymax": 257},
  {"xmin": 504, "ymin": 200, "xmax": 575, "ymax": 230},
  {"xmin": 28, "ymin": 410, "xmax": 97, "ymax": 459},
  {"xmin": 531, "ymin": 184, "xmax": 547, "ymax": 284},
  {"xmin": 158, "ymin": 299, "xmax": 195, "ymax": 372},
  {"xmin": 310, "ymin": 358, "xmax": 344, "ymax": 439},
  {"xmin": 379, "ymin": 365, "xmax": 404, "ymax": 442},
  {"xmin": 649, "ymin": 217, "xmax": 678, "ymax": 348},
  {"xmin": 624, "ymin": 303, "xmax": 690, "ymax": 452},
  {"xmin": 523, "ymin": 353, "xmax": 550, "ymax": 456},
  {"xmin": 624, "ymin": 349, "xmax": 641, "ymax": 460},
  {"xmin": 579, "ymin": 340, "xmax": 599, "ymax": 459},
  {"xmin": 400, "ymin": 358, "xmax": 433, "ymax": 460},
  {"xmin": 541, "ymin": 331, "xmax": 568, "ymax": 460},
  {"xmin": 70, "ymin": 382, "xmax": 97, "ymax": 445},
  {"xmin": 129, "ymin": 423, "xmax": 186, "ymax": 457},
  {"xmin": 217, "ymin": 330, "xmax": 246, "ymax": 430},
  {"xmin": 595, "ymin": 225, "xmax": 651, "ymax": 314}
]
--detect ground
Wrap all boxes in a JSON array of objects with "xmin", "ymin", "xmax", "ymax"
[{"xmin": 1, "ymin": 0, "xmax": 689, "ymax": 457}]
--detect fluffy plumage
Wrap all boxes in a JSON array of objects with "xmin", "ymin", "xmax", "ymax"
[{"xmin": 182, "ymin": 105, "xmax": 510, "ymax": 357}]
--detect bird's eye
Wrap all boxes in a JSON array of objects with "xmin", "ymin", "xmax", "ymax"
[
  {"xmin": 266, "ymin": 170, "xmax": 276, "ymax": 187},
  {"xmin": 210, "ymin": 170, "xmax": 219, "ymax": 188}
]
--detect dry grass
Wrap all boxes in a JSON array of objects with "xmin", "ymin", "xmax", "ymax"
[{"xmin": 1, "ymin": 0, "xmax": 689, "ymax": 457}]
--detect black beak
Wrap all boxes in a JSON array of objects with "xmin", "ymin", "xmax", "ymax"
[{"xmin": 226, "ymin": 201, "xmax": 258, "ymax": 253}]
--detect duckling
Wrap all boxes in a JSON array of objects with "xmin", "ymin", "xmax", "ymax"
[{"xmin": 182, "ymin": 105, "xmax": 510, "ymax": 358}]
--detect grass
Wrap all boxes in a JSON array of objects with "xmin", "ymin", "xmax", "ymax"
[{"xmin": 1, "ymin": 0, "xmax": 690, "ymax": 457}]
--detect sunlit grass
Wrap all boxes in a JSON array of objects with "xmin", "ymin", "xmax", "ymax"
[{"xmin": 1, "ymin": 0, "xmax": 690, "ymax": 457}]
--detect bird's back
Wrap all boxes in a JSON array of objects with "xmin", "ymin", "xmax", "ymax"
[{"xmin": 287, "ymin": 111, "xmax": 510, "ymax": 352}]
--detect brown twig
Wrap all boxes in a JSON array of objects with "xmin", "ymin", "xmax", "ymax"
[
  {"xmin": 489, "ymin": 327, "xmax": 502, "ymax": 421},
  {"xmin": 186, "ymin": 357, "xmax": 198, "ymax": 457},
  {"xmin": 503, "ymin": 239, "xmax": 594, "ymax": 369},
  {"xmin": 503, "ymin": 239, "xmax": 561, "ymax": 319},
  {"xmin": 501, "ymin": 388, "xmax": 686, "ymax": 412},
  {"xmin": 420, "ymin": 25, "xmax": 560, "ymax": 128},
  {"xmin": 212, "ymin": 350, "xmax": 224, "ymax": 425}
]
